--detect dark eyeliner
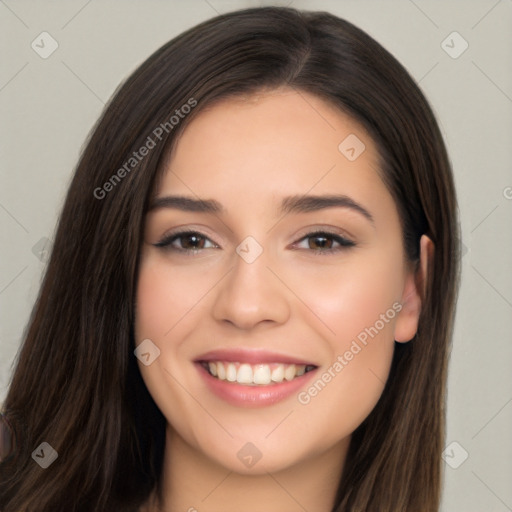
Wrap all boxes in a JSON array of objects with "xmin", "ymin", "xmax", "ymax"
[
  {"xmin": 153, "ymin": 230, "xmax": 215, "ymax": 252},
  {"xmin": 153, "ymin": 229, "xmax": 355, "ymax": 255},
  {"xmin": 296, "ymin": 230, "xmax": 356, "ymax": 256}
]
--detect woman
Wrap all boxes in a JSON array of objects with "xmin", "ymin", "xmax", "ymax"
[{"xmin": 0, "ymin": 6, "xmax": 460, "ymax": 511}]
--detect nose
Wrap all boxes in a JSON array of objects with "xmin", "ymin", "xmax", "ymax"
[{"xmin": 211, "ymin": 243, "xmax": 291, "ymax": 331}]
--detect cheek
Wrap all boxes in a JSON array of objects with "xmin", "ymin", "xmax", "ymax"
[
  {"xmin": 135, "ymin": 255, "xmax": 204, "ymax": 342},
  {"xmin": 135, "ymin": 258, "xmax": 172, "ymax": 341},
  {"xmin": 289, "ymin": 252, "xmax": 403, "ymax": 432},
  {"xmin": 289, "ymin": 249, "xmax": 403, "ymax": 349},
  {"xmin": 134, "ymin": 256, "xmax": 198, "ymax": 419}
]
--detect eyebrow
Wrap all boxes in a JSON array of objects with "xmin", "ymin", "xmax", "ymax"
[{"xmin": 149, "ymin": 194, "xmax": 374, "ymax": 224}]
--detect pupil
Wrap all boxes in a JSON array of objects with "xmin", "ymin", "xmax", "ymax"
[
  {"xmin": 185, "ymin": 234, "xmax": 202, "ymax": 249},
  {"xmin": 311, "ymin": 235, "xmax": 331, "ymax": 249}
]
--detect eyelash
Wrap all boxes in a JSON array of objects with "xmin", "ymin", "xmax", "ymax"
[{"xmin": 153, "ymin": 230, "xmax": 356, "ymax": 256}]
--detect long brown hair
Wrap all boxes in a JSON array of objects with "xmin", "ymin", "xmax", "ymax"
[{"xmin": 0, "ymin": 6, "xmax": 460, "ymax": 511}]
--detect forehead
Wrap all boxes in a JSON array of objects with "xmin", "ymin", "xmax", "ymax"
[{"xmin": 155, "ymin": 89, "xmax": 394, "ymax": 222}]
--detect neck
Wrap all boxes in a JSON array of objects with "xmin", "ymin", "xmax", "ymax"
[{"xmin": 145, "ymin": 424, "xmax": 350, "ymax": 512}]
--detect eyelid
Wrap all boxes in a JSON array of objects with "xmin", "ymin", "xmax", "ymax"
[
  {"xmin": 290, "ymin": 229, "xmax": 355, "ymax": 254},
  {"xmin": 153, "ymin": 226, "xmax": 357, "ymax": 258},
  {"xmin": 153, "ymin": 229, "xmax": 219, "ymax": 250},
  {"xmin": 154, "ymin": 224, "xmax": 220, "ymax": 244},
  {"xmin": 152, "ymin": 220, "xmax": 358, "ymax": 252},
  {"xmin": 292, "ymin": 224, "xmax": 356, "ymax": 243}
]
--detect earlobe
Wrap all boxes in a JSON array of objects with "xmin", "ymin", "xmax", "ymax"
[{"xmin": 394, "ymin": 234, "xmax": 434, "ymax": 343}]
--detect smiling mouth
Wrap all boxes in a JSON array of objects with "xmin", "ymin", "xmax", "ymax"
[{"xmin": 199, "ymin": 361, "xmax": 317, "ymax": 386}]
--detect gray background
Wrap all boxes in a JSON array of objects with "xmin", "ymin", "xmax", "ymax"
[{"xmin": 1, "ymin": 0, "xmax": 511, "ymax": 510}]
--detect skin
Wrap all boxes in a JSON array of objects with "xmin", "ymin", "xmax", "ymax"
[{"xmin": 135, "ymin": 88, "xmax": 431, "ymax": 511}]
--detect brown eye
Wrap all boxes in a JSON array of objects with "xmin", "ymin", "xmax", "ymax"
[
  {"xmin": 308, "ymin": 234, "xmax": 334, "ymax": 250},
  {"xmin": 294, "ymin": 231, "xmax": 355, "ymax": 255},
  {"xmin": 154, "ymin": 231, "xmax": 218, "ymax": 253},
  {"xmin": 178, "ymin": 233, "xmax": 206, "ymax": 250}
]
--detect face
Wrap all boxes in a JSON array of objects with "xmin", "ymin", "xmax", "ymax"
[{"xmin": 134, "ymin": 88, "xmax": 421, "ymax": 475}]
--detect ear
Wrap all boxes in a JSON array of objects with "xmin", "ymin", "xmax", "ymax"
[{"xmin": 394, "ymin": 234, "xmax": 434, "ymax": 343}]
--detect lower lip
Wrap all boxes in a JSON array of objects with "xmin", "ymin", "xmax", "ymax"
[{"xmin": 195, "ymin": 363, "xmax": 318, "ymax": 408}]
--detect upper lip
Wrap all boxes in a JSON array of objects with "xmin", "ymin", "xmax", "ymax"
[{"xmin": 194, "ymin": 348, "xmax": 317, "ymax": 366}]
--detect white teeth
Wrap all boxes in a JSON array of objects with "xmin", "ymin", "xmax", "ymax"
[
  {"xmin": 237, "ymin": 364, "xmax": 253, "ymax": 384},
  {"xmin": 271, "ymin": 365, "xmax": 284, "ymax": 383},
  {"xmin": 216, "ymin": 361, "xmax": 226, "ymax": 380},
  {"xmin": 226, "ymin": 363, "xmax": 237, "ymax": 382},
  {"xmin": 205, "ymin": 361, "xmax": 313, "ymax": 386},
  {"xmin": 253, "ymin": 364, "xmax": 271, "ymax": 385},
  {"xmin": 284, "ymin": 364, "xmax": 296, "ymax": 381}
]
